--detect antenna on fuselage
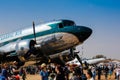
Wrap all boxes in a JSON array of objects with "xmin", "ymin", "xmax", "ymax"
[{"xmin": 33, "ymin": 21, "xmax": 36, "ymax": 43}]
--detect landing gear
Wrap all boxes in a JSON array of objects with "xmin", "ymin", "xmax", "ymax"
[
  {"xmin": 74, "ymin": 54, "xmax": 87, "ymax": 80},
  {"xmin": 74, "ymin": 54, "xmax": 83, "ymax": 66},
  {"xmin": 74, "ymin": 53, "xmax": 84, "ymax": 73}
]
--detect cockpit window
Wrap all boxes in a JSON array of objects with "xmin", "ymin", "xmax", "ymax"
[
  {"xmin": 58, "ymin": 20, "xmax": 76, "ymax": 28},
  {"xmin": 62, "ymin": 20, "xmax": 75, "ymax": 26}
]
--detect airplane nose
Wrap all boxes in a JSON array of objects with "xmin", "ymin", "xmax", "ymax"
[{"xmin": 76, "ymin": 26, "xmax": 92, "ymax": 42}]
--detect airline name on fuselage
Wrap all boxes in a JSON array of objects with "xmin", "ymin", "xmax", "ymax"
[
  {"xmin": 0, "ymin": 21, "xmax": 63, "ymax": 42},
  {"xmin": 0, "ymin": 30, "xmax": 22, "ymax": 40},
  {"xmin": 0, "ymin": 24, "xmax": 52, "ymax": 43}
]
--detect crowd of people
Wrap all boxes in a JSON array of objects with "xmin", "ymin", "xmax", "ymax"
[
  {"xmin": 0, "ymin": 61, "xmax": 120, "ymax": 80},
  {"xmin": 0, "ymin": 61, "xmax": 26, "ymax": 80},
  {"xmin": 38, "ymin": 62, "xmax": 120, "ymax": 80}
]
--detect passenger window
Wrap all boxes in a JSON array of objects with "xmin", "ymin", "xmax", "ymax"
[{"xmin": 58, "ymin": 23, "xmax": 63, "ymax": 28}]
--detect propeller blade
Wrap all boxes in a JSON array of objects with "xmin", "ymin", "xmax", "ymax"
[{"xmin": 33, "ymin": 21, "xmax": 36, "ymax": 43}]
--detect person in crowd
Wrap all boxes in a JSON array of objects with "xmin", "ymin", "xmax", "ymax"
[
  {"xmin": 96, "ymin": 66, "xmax": 102, "ymax": 80},
  {"xmin": 11, "ymin": 61, "xmax": 20, "ymax": 80},
  {"xmin": 39, "ymin": 63, "xmax": 48, "ymax": 80},
  {"xmin": 54, "ymin": 65, "xmax": 65, "ymax": 80},
  {"xmin": 20, "ymin": 67, "xmax": 26, "ymax": 80},
  {"xmin": 0, "ymin": 63, "xmax": 9, "ymax": 80},
  {"xmin": 108, "ymin": 65, "xmax": 113, "ymax": 79},
  {"xmin": 104, "ymin": 64, "xmax": 109, "ymax": 80},
  {"xmin": 73, "ymin": 66, "xmax": 82, "ymax": 80},
  {"xmin": 91, "ymin": 66, "xmax": 96, "ymax": 80},
  {"xmin": 114, "ymin": 66, "xmax": 120, "ymax": 80},
  {"xmin": 67, "ymin": 64, "xmax": 75, "ymax": 80},
  {"xmin": 48, "ymin": 64, "xmax": 56, "ymax": 80},
  {"xmin": 86, "ymin": 69, "xmax": 94, "ymax": 80}
]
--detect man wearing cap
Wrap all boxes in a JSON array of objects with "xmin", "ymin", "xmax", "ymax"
[{"xmin": 39, "ymin": 63, "xmax": 48, "ymax": 80}]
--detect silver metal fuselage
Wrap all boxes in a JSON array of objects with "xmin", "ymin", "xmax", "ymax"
[{"xmin": 0, "ymin": 20, "xmax": 92, "ymax": 56}]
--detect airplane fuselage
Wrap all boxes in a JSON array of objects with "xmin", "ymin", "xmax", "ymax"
[{"xmin": 0, "ymin": 19, "xmax": 92, "ymax": 66}]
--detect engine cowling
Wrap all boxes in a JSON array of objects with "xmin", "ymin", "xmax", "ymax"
[{"xmin": 15, "ymin": 39, "xmax": 36, "ymax": 56}]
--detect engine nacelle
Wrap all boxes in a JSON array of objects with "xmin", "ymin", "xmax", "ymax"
[{"xmin": 15, "ymin": 39, "xmax": 36, "ymax": 56}]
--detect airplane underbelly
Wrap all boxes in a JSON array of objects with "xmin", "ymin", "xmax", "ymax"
[{"xmin": 39, "ymin": 33, "xmax": 81, "ymax": 55}]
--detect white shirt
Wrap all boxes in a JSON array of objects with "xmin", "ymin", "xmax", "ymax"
[{"xmin": 87, "ymin": 77, "xmax": 94, "ymax": 80}]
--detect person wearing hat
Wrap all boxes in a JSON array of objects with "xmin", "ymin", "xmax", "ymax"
[{"xmin": 39, "ymin": 63, "xmax": 48, "ymax": 80}]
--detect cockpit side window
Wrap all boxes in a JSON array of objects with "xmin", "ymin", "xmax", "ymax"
[
  {"xmin": 62, "ymin": 20, "xmax": 76, "ymax": 26},
  {"xmin": 58, "ymin": 23, "xmax": 63, "ymax": 28}
]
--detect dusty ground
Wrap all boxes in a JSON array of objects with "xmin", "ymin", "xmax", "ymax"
[{"xmin": 25, "ymin": 74, "xmax": 40, "ymax": 80}]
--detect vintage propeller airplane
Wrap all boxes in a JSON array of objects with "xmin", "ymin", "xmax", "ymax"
[{"xmin": 0, "ymin": 19, "xmax": 92, "ymax": 66}]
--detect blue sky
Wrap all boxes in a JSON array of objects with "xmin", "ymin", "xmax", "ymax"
[{"xmin": 0, "ymin": 0, "xmax": 120, "ymax": 59}]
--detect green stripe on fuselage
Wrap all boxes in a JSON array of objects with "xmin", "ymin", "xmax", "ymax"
[{"xmin": 0, "ymin": 23, "xmax": 78, "ymax": 47}]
